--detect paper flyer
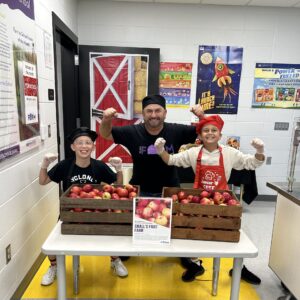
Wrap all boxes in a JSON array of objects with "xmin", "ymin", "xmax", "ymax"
[{"xmin": 133, "ymin": 197, "xmax": 172, "ymax": 245}]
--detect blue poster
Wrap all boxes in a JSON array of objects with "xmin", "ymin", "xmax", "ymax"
[{"xmin": 195, "ymin": 45, "xmax": 243, "ymax": 114}]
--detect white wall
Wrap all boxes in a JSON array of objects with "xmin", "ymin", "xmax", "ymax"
[
  {"xmin": 0, "ymin": 1, "xmax": 77, "ymax": 299},
  {"xmin": 78, "ymin": 0, "xmax": 300, "ymax": 196}
]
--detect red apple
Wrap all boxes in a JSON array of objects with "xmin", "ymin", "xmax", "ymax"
[
  {"xmin": 152, "ymin": 211, "xmax": 161, "ymax": 218},
  {"xmin": 82, "ymin": 184, "xmax": 93, "ymax": 193},
  {"xmin": 92, "ymin": 188, "xmax": 101, "ymax": 195},
  {"xmin": 70, "ymin": 186, "xmax": 82, "ymax": 194},
  {"xmin": 200, "ymin": 197, "xmax": 212, "ymax": 205},
  {"xmin": 68, "ymin": 192, "xmax": 80, "ymax": 198},
  {"xmin": 79, "ymin": 191, "xmax": 90, "ymax": 198},
  {"xmin": 135, "ymin": 207, "xmax": 144, "ymax": 216},
  {"xmin": 213, "ymin": 192, "xmax": 224, "ymax": 205},
  {"xmin": 124, "ymin": 184, "xmax": 134, "ymax": 193},
  {"xmin": 88, "ymin": 191, "xmax": 96, "ymax": 198},
  {"xmin": 200, "ymin": 190, "xmax": 211, "ymax": 198},
  {"xmin": 158, "ymin": 203, "xmax": 167, "ymax": 212},
  {"xmin": 147, "ymin": 217, "xmax": 156, "ymax": 222},
  {"xmin": 187, "ymin": 195, "xmax": 194, "ymax": 201},
  {"xmin": 222, "ymin": 192, "xmax": 232, "ymax": 202},
  {"xmin": 191, "ymin": 195, "xmax": 200, "ymax": 203},
  {"xmin": 180, "ymin": 198, "xmax": 191, "ymax": 204},
  {"xmin": 111, "ymin": 193, "xmax": 120, "ymax": 200},
  {"xmin": 137, "ymin": 199, "xmax": 149, "ymax": 208},
  {"xmin": 177, "ymin": 191, "xmax": 186, "ymax": 200},
  {"xmin": 102, "ymin": 184, "xmax": 113, "ymax": 193},
  {"xmin": 83, "ymin": 209, "xmax": 93, "ymax": 212},
  {"xmin": 73, "ymin": 207, "xmax": 83, "ymax": 212},
  {"xmin": 227, "ymin": 199, "xmax": 240, "ymax": 206},
  {"xmin": 128, "ymin": 191, "xmax": 137, "ymax": 199},
  {"xmin": 117, "ymin": 188, "xmax": 129, "ymax": 198}
]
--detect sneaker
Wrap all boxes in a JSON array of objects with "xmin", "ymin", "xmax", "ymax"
[
  {"xmin": 229, "ymin": 265, "xmax": 261, "ymax": 285},
  {"xmin": 111, "ymin": 258, "xmax": 128, "ymax": 277},
  {"xmin": 182, "ymin": 260, "xmax": 205, "ymax": 282},
  {"xmin": 41, "ymin": 265, "xmax": 57, "ymax": 286},
  {"xmin": 180, "ymin": 257, "xmax": 193, "ymax": 269}
]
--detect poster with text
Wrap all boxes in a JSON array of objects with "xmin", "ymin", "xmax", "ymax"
[
  {"xmin": 159, "ymin": 62, "xmax": 192, "ymax": 108},
  {"xmin": 195, "ymin": 45, "xmax": 243, "ymax": 114},
  {"xmin": 0, "ymin": 0, "xmax": 40, "ymax": 164},
  {"xmin": 133, "ymin": 197, "xmax": 172, "ymax": 245},
  {"xmin": 252, "ymin": 63, "xmax": 300, "ymax": 109}
]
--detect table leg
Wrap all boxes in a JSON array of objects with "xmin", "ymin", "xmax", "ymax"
[
  {"xmin": 230, "ymin": 257, "xmax": 243, "ymax": 300},
  {"xmin": 56, "ymin": 255, "xmax": 66, "ymax": 300},
  {"xmin": 212, "ymin": 257, "xmax": 220, "ymax": 296},
  {"xmin": 73, "ymin": 255, "xmax": 80, "ymax": 295}
]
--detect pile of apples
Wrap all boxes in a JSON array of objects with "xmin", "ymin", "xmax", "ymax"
[
  {"xmin": 171, "ymin": 190, "xmax": 240, "ymax": 206},
  {"xmin": 67, "ymin": 183, "xmax": 138, "ymax": 200},
  {"xmin": 135, "ymin": 199, "xmax": 171, "ymax": 227}
]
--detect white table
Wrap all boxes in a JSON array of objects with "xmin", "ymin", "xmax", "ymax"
[{"xmin": 42, "ymin": 222, "xmax": 258, "ymax": 300}]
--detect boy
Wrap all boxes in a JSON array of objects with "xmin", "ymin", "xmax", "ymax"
[
  {"xmin": 39, "ymin": 127, "xmax": 128, "ymax": 286},
  {"xmin": 154, "ymin": 115, "xmax": 265, "ymax": 283}
]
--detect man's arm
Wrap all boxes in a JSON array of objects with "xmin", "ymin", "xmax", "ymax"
[
  {"xmin": 39, "ymin": 153, "xmax": 57, "ymax": 185},
  {"xmin": 99, "ymin": 108, "xmax": 118, "ymax": 140},
  {"xmin": 108, "ymin": 157, "xmax": 123, "ymax": 185},
  {"xmin": 154, "ymin": 138, "xmax": 170, "ymax": 164}
]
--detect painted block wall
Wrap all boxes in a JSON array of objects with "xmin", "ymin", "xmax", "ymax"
[
  {"xmin": 78, "ymin": 0, "xmax": 300, "ymax": 196},
  {"xmin": 0, "ymin": 0, "xmax": 77, "ymax": 299}
]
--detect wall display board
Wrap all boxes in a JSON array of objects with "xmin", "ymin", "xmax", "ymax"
[
  {"xmin": 159, "ymin": 62, "xmax": 192, "ymax": 108},
  {"xmin": 0, "ymin": 0, "xmax": 40, "ymax": 164},
  {"xmin": 195, "ymin": 45, "xmax": 243, "ymax": 114},
  {"xmin": 252, "ymin": 63, "xmax": 300, "ymax": 109}
]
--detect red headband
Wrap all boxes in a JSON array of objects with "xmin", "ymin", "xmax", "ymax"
[{"xmin": 196, "ymin": 115, "xmax": 224, "ymax": 134}]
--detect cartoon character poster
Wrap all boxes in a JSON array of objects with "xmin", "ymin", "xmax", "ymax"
[
  {"xmin": 252, "ymin": 63, "xmax": 300, "ymax": 109},
  {"xmin": 195, "ymin": 45, "xmax": 243, "ymax": 114}
]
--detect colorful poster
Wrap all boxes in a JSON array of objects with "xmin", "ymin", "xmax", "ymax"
[
  {"xmin": 159, "ymin": 62, "xmax": 192, "ymax": 108},
  {"xmin": 133, "ymin": 197, "xmax": 172, "ymax": 245},
  {"xmin": 195, "ymin": 45, "xmax": 243, "ymax": 114},
  {"xmin": 226, "ymin": 136, "xmax": 240, "ymax": 150},
  {"xmin": 0, "ymin": 0, "xmax": 40, "ymax": 163},
  {"xmin": 252, "ymin": 63, "xmax": 300, "ymax": 109}
]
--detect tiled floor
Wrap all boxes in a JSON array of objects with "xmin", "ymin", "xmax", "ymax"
[{"xmin": 241, "ymin": 200, "xmax": 292, "ymax": 300}]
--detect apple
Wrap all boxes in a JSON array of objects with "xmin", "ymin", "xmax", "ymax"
[
  {"xmin": 113, "ymin": 209, "xmax": 122, "ymax": 213},
  {"xmin": 177, "ymin": 191, "xmax": 186, "ymax": 200},
  {"xmin": 155, "ymin": 215, "xmax": 168, "ymax": 226},
  {"xmin": 162, "ymin": 207, "xmax": 171, "ymax": 218},
  {"xmin": 200, "ymin": 197, "xmax": 212, "ymax": 205},
  {"xmin": 102, "ymin": 184, "xmax": 113, "ymax": 193},
  {"xmin": 191, "ymin": 195, "xmax": 200, "ymax": 203},
  {"xmin": 111, "ymin": 193, "xmax": 120, "ymax": 200},
  {"xmin": 158, "ymin": 203, "xmax": 167, "ymax": 212},
  {"xmin": 137, "ymin": 199, "xmax": 149, "ymax": 208},
  {"xmin": 152, "ymin": 211, "xmax": 161, "ymax": 218},
  {"xmin": 124, "ymin": 184, "xmax": 134, "ymax": 193},
  {"xmin": 102, "ymin": 191, "xmax": 112, "ymax": 199},
  {"xmin": 73, "ymin": 207, "xmax": 83, "ymax": 212},
  {"xmin": 68, "ymin": 192, "xmax": 80, "ymax": 198},
  {"xmin": 83, "ymin": 209, "xmax": 93, "ymax": 212},
  {"xmin": 213, "ymin": 192, "xmax": 224, "ymax": 205},
  {"xmin": 200, "ymin": 190, "xmax": 211, "ymax": 198},
  {"xmin": 117, "ymin": 188, "xmax": 129, "ymax": 198},
  {"xmin": 148, "ymin": 200, "xmax": 159, "ymax": 211},
  {"xmin": 142, "ymin": 207, "xmax": 153, "ymax": 219},
  {"xmin": 88, "ymin": 191, "xmax": 96, "ymax": 198},
  {"xmin": 82, "ymin": 184, "xmax": 93, "ymax": 193},
  {"xmin": 147, "ymin": 217, "xmax": 156, "ymax": 222},
  {"xmin": 70, "ymin": 186, "xmax": 82, "ymax": 194},
  {"xmin": 79, "ymin": 191, "xmax": 90, "ymax": 198},
  {"xmin": 222, "ymin": 192, "xmax": 232, "ymax": 202},
  {"xmin": 92, "ymin": 188, "xmax": 101, "ymax": 195},
  {"xmin": 171, "ymin": 194, "xmax": 179, "ymax": 203},
  {"xmin": 227, "ymin": 199, "xmax": 240, "ymax": 206},
  {"xmin": 129, "ymin": 191, "xmax": 137, "ymax": 199},
  {"xmin": 187, "ymin": 195, "xmax": 194, "ymax": 201},
  {"xmin": 180, "ymin": 198, "xmax": 191, "ymax": 204},
  {"xmin": 135, "ymin": 207, "xmax": 144, "ymax": 216}
]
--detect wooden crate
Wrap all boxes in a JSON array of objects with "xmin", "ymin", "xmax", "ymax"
[
  {"xmin": 163, "ymin": 187, "xmax": 242, "ymax": 242},
  {"xmin": 60, "ymin": 184, "xmax": 139, "ymax": 235}
]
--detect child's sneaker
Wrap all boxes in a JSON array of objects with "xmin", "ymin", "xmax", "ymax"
[
  {"xmin": 41, "ymin": 265, "xmax": 57, "ymax": 286},
  {"xmin": 111, "ymin": 257, "xmax": 128, "ymax": 277}
]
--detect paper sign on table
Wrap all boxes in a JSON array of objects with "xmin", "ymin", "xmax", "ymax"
[{"xmin": 132, "ymin": 197, "xmax": 172, "ymax": 245}]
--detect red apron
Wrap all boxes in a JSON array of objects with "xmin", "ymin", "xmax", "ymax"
[{"xmin": 193, "ymin": 146, "xmax": 229, "ymax": 191}]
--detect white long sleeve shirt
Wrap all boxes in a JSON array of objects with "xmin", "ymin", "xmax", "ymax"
[{"xmin": 168, "ymin": 144, "xmax": 264, "ymax": 181}]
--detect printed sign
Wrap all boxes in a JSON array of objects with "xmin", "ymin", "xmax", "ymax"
[{"xmin": 133, "ymin": 197, "xmax": 172, "ymax": 245}]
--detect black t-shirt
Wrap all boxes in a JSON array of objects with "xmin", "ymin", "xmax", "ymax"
[
  {"xmin": 48, "ymin": 158, "xmax": 116, "ymax": 191},
  {"xmin": 112, "ymin": 122, "xmax": 197, "ymax": 193}
]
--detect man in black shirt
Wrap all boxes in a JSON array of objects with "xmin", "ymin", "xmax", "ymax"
[{"xmin": 99, "ymin": 95, "xmax": 205, "ymax": 281}]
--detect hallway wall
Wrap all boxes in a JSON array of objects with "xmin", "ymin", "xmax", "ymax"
[
  {"xmin": 0, "ymin": 1, "xmax": 77, "ymax": 299},
  {"xmin": 77, "ymin": 0, "xmax": 300, "ymax": 195}
]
